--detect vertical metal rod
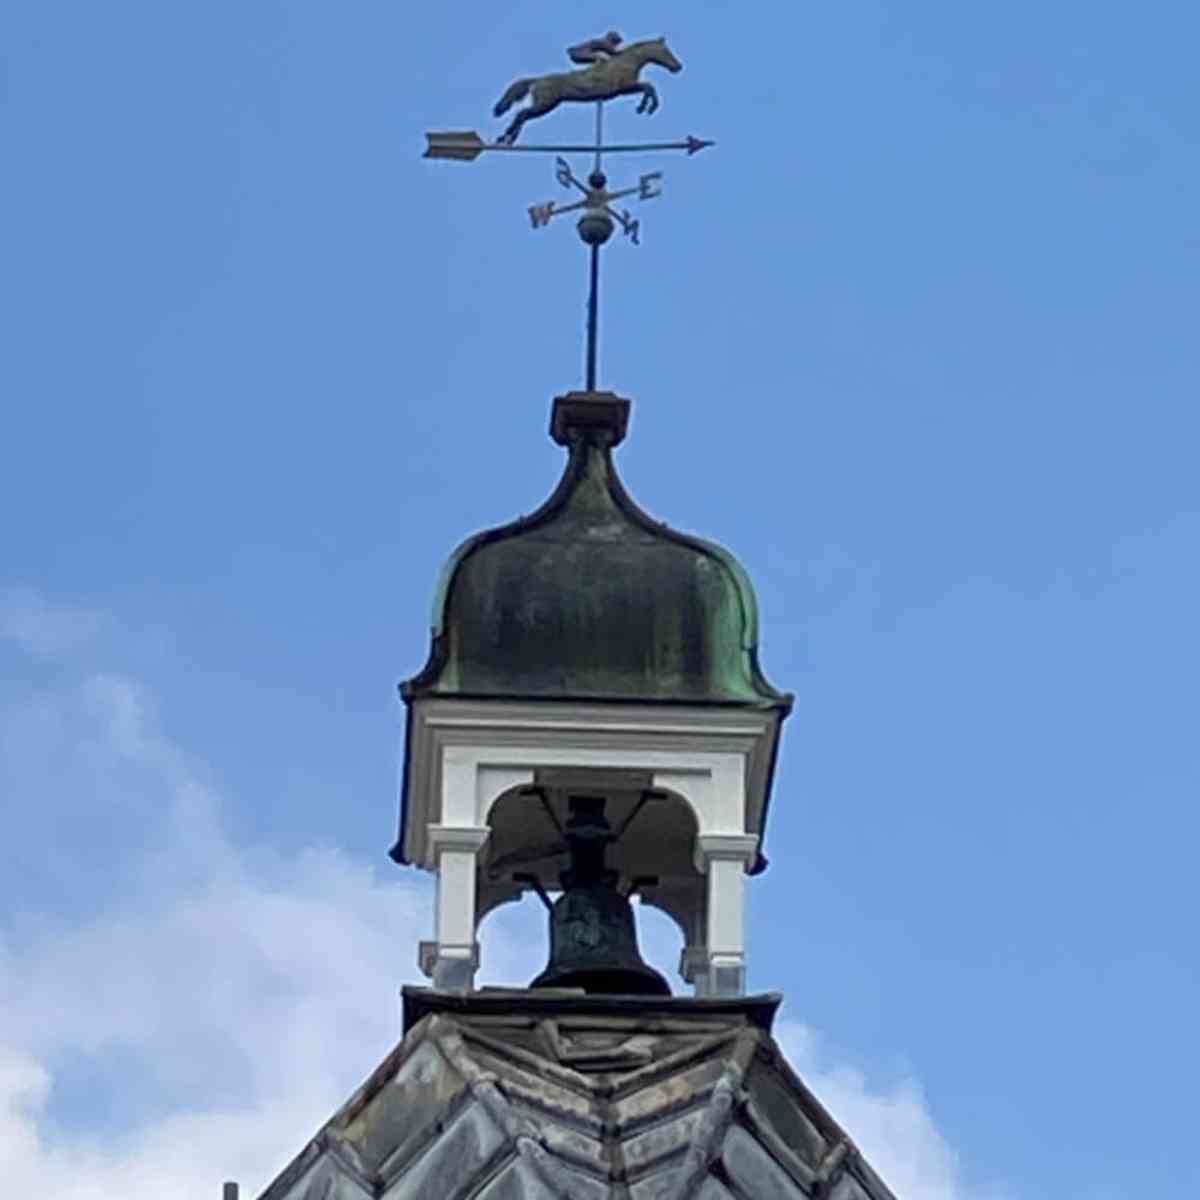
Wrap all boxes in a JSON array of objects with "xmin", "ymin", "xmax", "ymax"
[
  {"xmin": 586, "ymin": 241, "xmax": 600, "ymax": 390},
  {"xmin": 223, "ymin": 1184, "xmax": 239, "ymax": 1200},
  {"xmin": 593, "ymin": 102, "xmax": 603, "ymax": 175},
  {"xmin": 585, "ymin": 100, "xmax": 605, "ymax": 390}
]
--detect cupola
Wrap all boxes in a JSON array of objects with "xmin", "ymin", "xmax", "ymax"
[{"xmin": 394, "ymin": 391, "xmax": 792, "ymax": 996}]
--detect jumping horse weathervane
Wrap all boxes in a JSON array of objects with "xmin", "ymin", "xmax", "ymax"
[
  {"xmin": 423, "ymin": 32, "xmax": 713, "ymax": 391},
  {"xmin": 493, "ymin": 32, "xmax": 682, "ymax": 145}
]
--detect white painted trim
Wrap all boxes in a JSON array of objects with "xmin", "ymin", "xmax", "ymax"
[
  {"xmin": 420, "ymin": 743, "xmax": 753, "ymax": 859},
  {"xmin": 694, "ymin": 832, "xmax": 760, "ymax": 872},
  {"xmin": 478, "ymin": 766, "xmax": 535, "ymax": 827},
  {"xmin": 402, "ymin": 696, "xmax": 780, "ymax": 867},
  {"xmin": 402, "ymin": 696, "xmax": 782, "ymax": 997},
  {"xmin": 426, "ymin": 716, "xmax": 768, "ymax": 736},
  {"xmin": 426, "ymin": 825, "xmax": 491, "ymax": 854}
]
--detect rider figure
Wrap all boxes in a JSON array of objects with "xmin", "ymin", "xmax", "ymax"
[{"xmin": 567, "ymin": 31, "xmax": 622, "ymax": 65}]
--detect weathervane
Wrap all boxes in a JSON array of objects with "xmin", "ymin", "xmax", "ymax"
[{"xmin": 424, "ymin": 32, "xmax": 713, "ymax": 391}]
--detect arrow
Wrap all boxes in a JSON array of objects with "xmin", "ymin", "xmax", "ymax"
[{"xmin": 424, "ymin": 131, "xmax": 714, "ymax": 161}]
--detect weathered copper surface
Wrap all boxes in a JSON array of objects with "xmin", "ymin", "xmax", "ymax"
[
  {"xmin": 402, "ymin": 393, "xmax": 789, "ymax": 709},
  {"xmin": 256, "ymin": 989, "xmax": 899, "ymax": 1199},
  {"xmin": 494, "ymin": 35, "xmax": 683, "ymax": 145},
  {"xmin": 529, "ymin": 797, "xmax": 671, "ymax": 997}
]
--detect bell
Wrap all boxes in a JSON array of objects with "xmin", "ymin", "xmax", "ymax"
[{"xmin": 529, "ymin": 797, "xmax": 670, "ymax": 996}]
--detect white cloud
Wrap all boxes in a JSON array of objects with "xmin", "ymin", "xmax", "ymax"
[
  {"xmin": 0, "ymin": 587, "xmax": 103, "ymax": 657},
  {"xmin": 0, "ymin": 659, "xmax": 442, "ymax": 1198},
  {"xmin": 777, "ymin": 1023, "xmax": 996, "ymax": 1200}
]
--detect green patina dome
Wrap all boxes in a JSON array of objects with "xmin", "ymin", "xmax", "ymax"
[{"xmin": 402, "ymin": 393, "xmax": 788, "ymax": 709}]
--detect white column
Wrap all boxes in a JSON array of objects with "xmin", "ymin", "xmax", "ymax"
[
  {"xmin": 694, "ymin": 833, "xmax": 758, "ymax": 996},
  {"xmin": 424, "ymin": 824, "xmax": 490, "ymax": 992}
]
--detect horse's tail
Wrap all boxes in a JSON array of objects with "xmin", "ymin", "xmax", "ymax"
[{"xmin": 493, "ymin": 77, "xmax": 532, "ymax": 117}]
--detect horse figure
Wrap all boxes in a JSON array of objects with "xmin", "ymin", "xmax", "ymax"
[{"xmin": 493, "ymin": 34, "xmax": 683, "ymax": 145}]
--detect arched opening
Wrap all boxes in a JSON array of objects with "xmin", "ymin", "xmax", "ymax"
[
  {"xmin": 474, "ymin": 779, "xmax": 704, "ymax": 994},
  {"xmin": 632, "ymin": 896, "xmax": 687, "ymax": 992},
  {"xmin": 475, "ymin": 881, "xmax": 690, "ymax": 993},
  {"xmin": 475, "ymin": 890, "xmax": 549, "ymax": 988}
]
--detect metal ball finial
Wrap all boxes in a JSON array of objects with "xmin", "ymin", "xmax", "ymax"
[{"xmin": 577, "ymin": 209, "xmax": 615, "ymax": 245}]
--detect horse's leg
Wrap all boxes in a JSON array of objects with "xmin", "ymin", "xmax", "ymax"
[
  {"xmin": 500, "ymin": 111, "xmax": 524, "ymax": 144},
  {"xmin": 612, "ymin": 81, "xmax": 658, "ymax": 115},
  {"xmin": 502, "ymin": 104, "xmax": 536, "ymax": 143},
  {"xmin": 635, "ymin": 82, "xmax": 658, "ymax": 114},
  {"xmin": 504, "ymin": 94, "xmax": 563, "ymax": 143}
]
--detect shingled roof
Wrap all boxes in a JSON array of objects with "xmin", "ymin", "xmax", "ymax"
[{"xmin": 256, "ymin": 989, "xmax": 897, "ymax": 1200}]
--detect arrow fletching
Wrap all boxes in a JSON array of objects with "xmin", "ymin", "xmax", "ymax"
[{"xmin": 424, "ymin": 131, "xmax": 486, "ymax": 161}]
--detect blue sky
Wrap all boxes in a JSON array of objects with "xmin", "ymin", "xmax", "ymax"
[{"xmin": 2, "ymin": 2, "xmax": 1198, "ymax": 1197}]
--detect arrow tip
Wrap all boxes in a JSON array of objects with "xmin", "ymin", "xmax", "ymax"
[{"xmin": 686, "ymin": 136, "xmax": 715, "ymax": 156}]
